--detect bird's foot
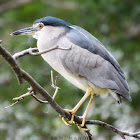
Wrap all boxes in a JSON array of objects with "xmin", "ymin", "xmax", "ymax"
[
  {"xmin": 77, "ymin": 125, "xmax": 88, "ymax": 131},
  {"xmin": 59, "ymin": 115, "xmax": 71, "ymax": 126},
  {"xmin": 79, "ymin": 116, "xmax": 86, "ymax": 127},
  {"xmin": 59, "ymin": 109, "xmax": 76, "ymax": 126},
  {"xmin": 77, "ymin": 116, "xmax": 88, "ymax": 131},
  {"xmin": 65, "ymin": 109, "xmax": 75, "ymax": 124},
  {"xmin": 59, "ymin": 111, "xmax": 88, "ymax": 131}
]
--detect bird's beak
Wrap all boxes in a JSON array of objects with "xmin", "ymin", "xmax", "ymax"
[{"xmin": 10, "ymin": 27, "xmax": 38, "ymax": 36}]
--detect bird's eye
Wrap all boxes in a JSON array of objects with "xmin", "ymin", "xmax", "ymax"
[{"xmin": 38, "ymin": 24, "xmax": 44, "ymax": 29}]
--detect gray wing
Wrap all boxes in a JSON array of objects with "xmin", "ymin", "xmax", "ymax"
[
  {"xmin": 60, "ymin": 25, "xmax": 131, "ymax": 101},
  {"xmin": 67, "ymin": 25, "xmax": 126, "ymax": 79},
  {"xmin": 59, "ymin": 46, "xmax": 131, "ymax": 101}
]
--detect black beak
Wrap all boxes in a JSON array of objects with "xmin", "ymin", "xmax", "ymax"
[{"xmin": 10, "ymin": 27, "xmax": 37, "ymax": 36}]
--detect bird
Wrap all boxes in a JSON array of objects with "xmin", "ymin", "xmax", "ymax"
[{"xmin": 11, "ymin": 16, "xmax": 131, "ymax": 129}]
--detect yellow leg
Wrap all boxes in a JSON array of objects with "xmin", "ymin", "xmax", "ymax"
[
  {"xmin": 61, "ymin": 87, "xmax": 93, "ymax": 125},
  {"xmin": 79, "ymin": 94, "xmax": 96, "ymax": 128}
]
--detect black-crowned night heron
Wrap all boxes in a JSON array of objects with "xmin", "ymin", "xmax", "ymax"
[{"xmin": 11, "ymin": 16, "xmax": 131, "ymax": 129}]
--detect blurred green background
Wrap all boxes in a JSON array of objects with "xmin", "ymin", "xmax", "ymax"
[{"xmin": 0, "ymin": 0, "xmax": 140, "ymax": 140}]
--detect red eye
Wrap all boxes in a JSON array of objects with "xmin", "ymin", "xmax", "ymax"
[{"xmin": 39, "ymin": 24, "xmax": 44, "ymax": 29}]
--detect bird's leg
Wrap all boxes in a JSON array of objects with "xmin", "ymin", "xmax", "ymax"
[
  {"xmin": 61, "ymin": 87, "xmax": 92, "ymax": 125},
  {"xmin": 78, "ymin": 94, "xmax": 96, "ymax": 129}
]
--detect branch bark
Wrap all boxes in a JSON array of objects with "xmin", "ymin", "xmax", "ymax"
[
  {"xmin": 0, "ymin": 43, "xmax": 140, "ymax": 140},
  {"xmin": 0, "ymin": 43, "xmax": 92, "ymax": 140},
  {"xmin": 12, "ymin": 45, "xmax": 71, "ymax": 60},
  {"xmin": 86, "ymin": 120, "xmax": 140, "ymax": 139}
]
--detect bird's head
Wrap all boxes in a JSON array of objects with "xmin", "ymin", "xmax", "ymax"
[{"xmin": 10, "ymin": 16, "xmax": 72, "ymax": 40}]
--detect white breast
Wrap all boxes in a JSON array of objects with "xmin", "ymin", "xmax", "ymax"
[
  {"xmin": 39, "ymin": 48, "xmax": 88, "ymax": 91},
  {"xmin": 35, "ymin": 26, "xmax": 108, "ymax": 95}
]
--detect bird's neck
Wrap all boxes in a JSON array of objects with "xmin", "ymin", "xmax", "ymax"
[{"xmin": 36, "ymin": 26, "xmax": 66, "ymax": 51}]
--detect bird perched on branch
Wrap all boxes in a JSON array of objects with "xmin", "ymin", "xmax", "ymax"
[{"xmin": 11, "ymin": 16, "xmax": 131, "ymax": 130}]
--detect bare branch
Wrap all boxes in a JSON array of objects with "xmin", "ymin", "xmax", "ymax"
[
  {"xmin": 86, "ymin": 120, "xmax": 140, "ymax": 139},
  {"xmin": 31, "ymin": 94, "xmax": 48, "ymax": 103},
  {"xmin": 5, "ymin": 101, "xmax": 19, "ymax": 109},
  {"xmin": 13, "ymin": 87, "xmax": 33, "ymax": 101},
  {"xmin": 25, "ymin": 46, "xmax": 59, "ymax": 56},
  {"xmin": 51, "ymin": 70, "xmax": 55, "ymax": 88},
  {"xmin": 12, "ymin": 46, "xmax": 71, "ymax": 60},
  {"xmin": 51, "ymin": 70, "xmax": 60, "ymax": 99},
  {"xmin": 13, "ymin": 47, "xmax": 38, "ymax": 60},
  {"xmin": 5, "ymin": 71, "xmax": 60, "ymax": 108},
  {"xmin": 5, "ymin": 86, "xmax": 35, "ymax": 108},
  {"xmin": 1, "ymin": 43, "xmax": 140, "ymax": 140}
]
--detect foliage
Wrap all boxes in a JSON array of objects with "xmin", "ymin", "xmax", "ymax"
[{"xmin": 0, "ymin": 0, "xmax": 140, "ymax": 139}]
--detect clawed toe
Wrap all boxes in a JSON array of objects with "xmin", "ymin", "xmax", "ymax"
[
  {"xmin": 79, "ymin": 116, "xmax": 86, "ymax": 127},
  {"xmin": 59, "ymin": 112, "xmax": 89, "ymax": 131},
  {"xmin": 59, "ymin": 109, "xmax": 76, "ymax": 126},
  {"xmin": 62, "ymin": 117, "xmax": 71, "ymax": 126},
  {"xmin": 64, "ymin": 109, "xmax": 75, "ymax": 124},
  {"xmin": 77, "ymin": 125, "xmax": 88, "ymax": 131},
  {"xmin": 59, "ymin": 90, "xmax": 96, "ymax": 131}
]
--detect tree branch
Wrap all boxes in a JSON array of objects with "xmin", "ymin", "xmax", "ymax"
[
  {"xmin": 5, "ymin": 71, "xmax": 61, "ymax": 108},
  {"xmin": 0, "ymin": 43, "xmax": 140, "ymax": 139},
  {"xmin": 13, "ymin": 47, "xmax": 38, "ymax": 60},
  {"xmin": 0, "ymin": 43, "xmax": 92, "ymax": 140},
  {"xmin": 12, "ymin": 46, "xmax": 71, "ymax": 60},
  {"xmin": 86, "ymin": 120, "xmax": 140, "ymax": 139}
]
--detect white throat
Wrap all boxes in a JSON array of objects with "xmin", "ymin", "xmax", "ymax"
[{"xmin": 32, "ymin": 26, "xmax": 66, "ymax": 40}]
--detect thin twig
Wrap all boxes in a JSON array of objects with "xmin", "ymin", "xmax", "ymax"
[
  {"xmin": 13, "ymin": 91, "xmax": 33, "ymax": 101},
  {"xmin": 51, "ymin": 70, "xmax": 60, "ymax": 99},
  {"xmin": 13, "ymin": 47, "xmax": 38, "ymax": 60},
  {"xmin": 52, "ymin": 87, "xmax": 59, "ymax": 99},
  {"xmin": 86, "ymin": 120, "xmax": 140, "ymax": 139},
  {"xmin": 5, "ymin": 86, "xmax": 34, "ymax": 108},
  {"xmin": 5, "ymin": 101, "xmax": 19, "ymax": 109},
  {"xmin": 31, "ymin": 94, "xmax": 48, "ymax": 103},
  {"xmin": 85, "ymin": 131, "xmax": 93, "ymax": 140},
  {"xmin": 51, "ymin": 70, "xmax": 55, "ymax": 88},
  {"xmin": 5, "ymin": 70, "xmax": 61, "ymax": 108},
  {"xmin": 13, "ymin": 46, "xmax": 71, "ymax": 60},
  {"xmin": 27, "ymin": 46, "xmax": 59, "ymax": 56}
]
